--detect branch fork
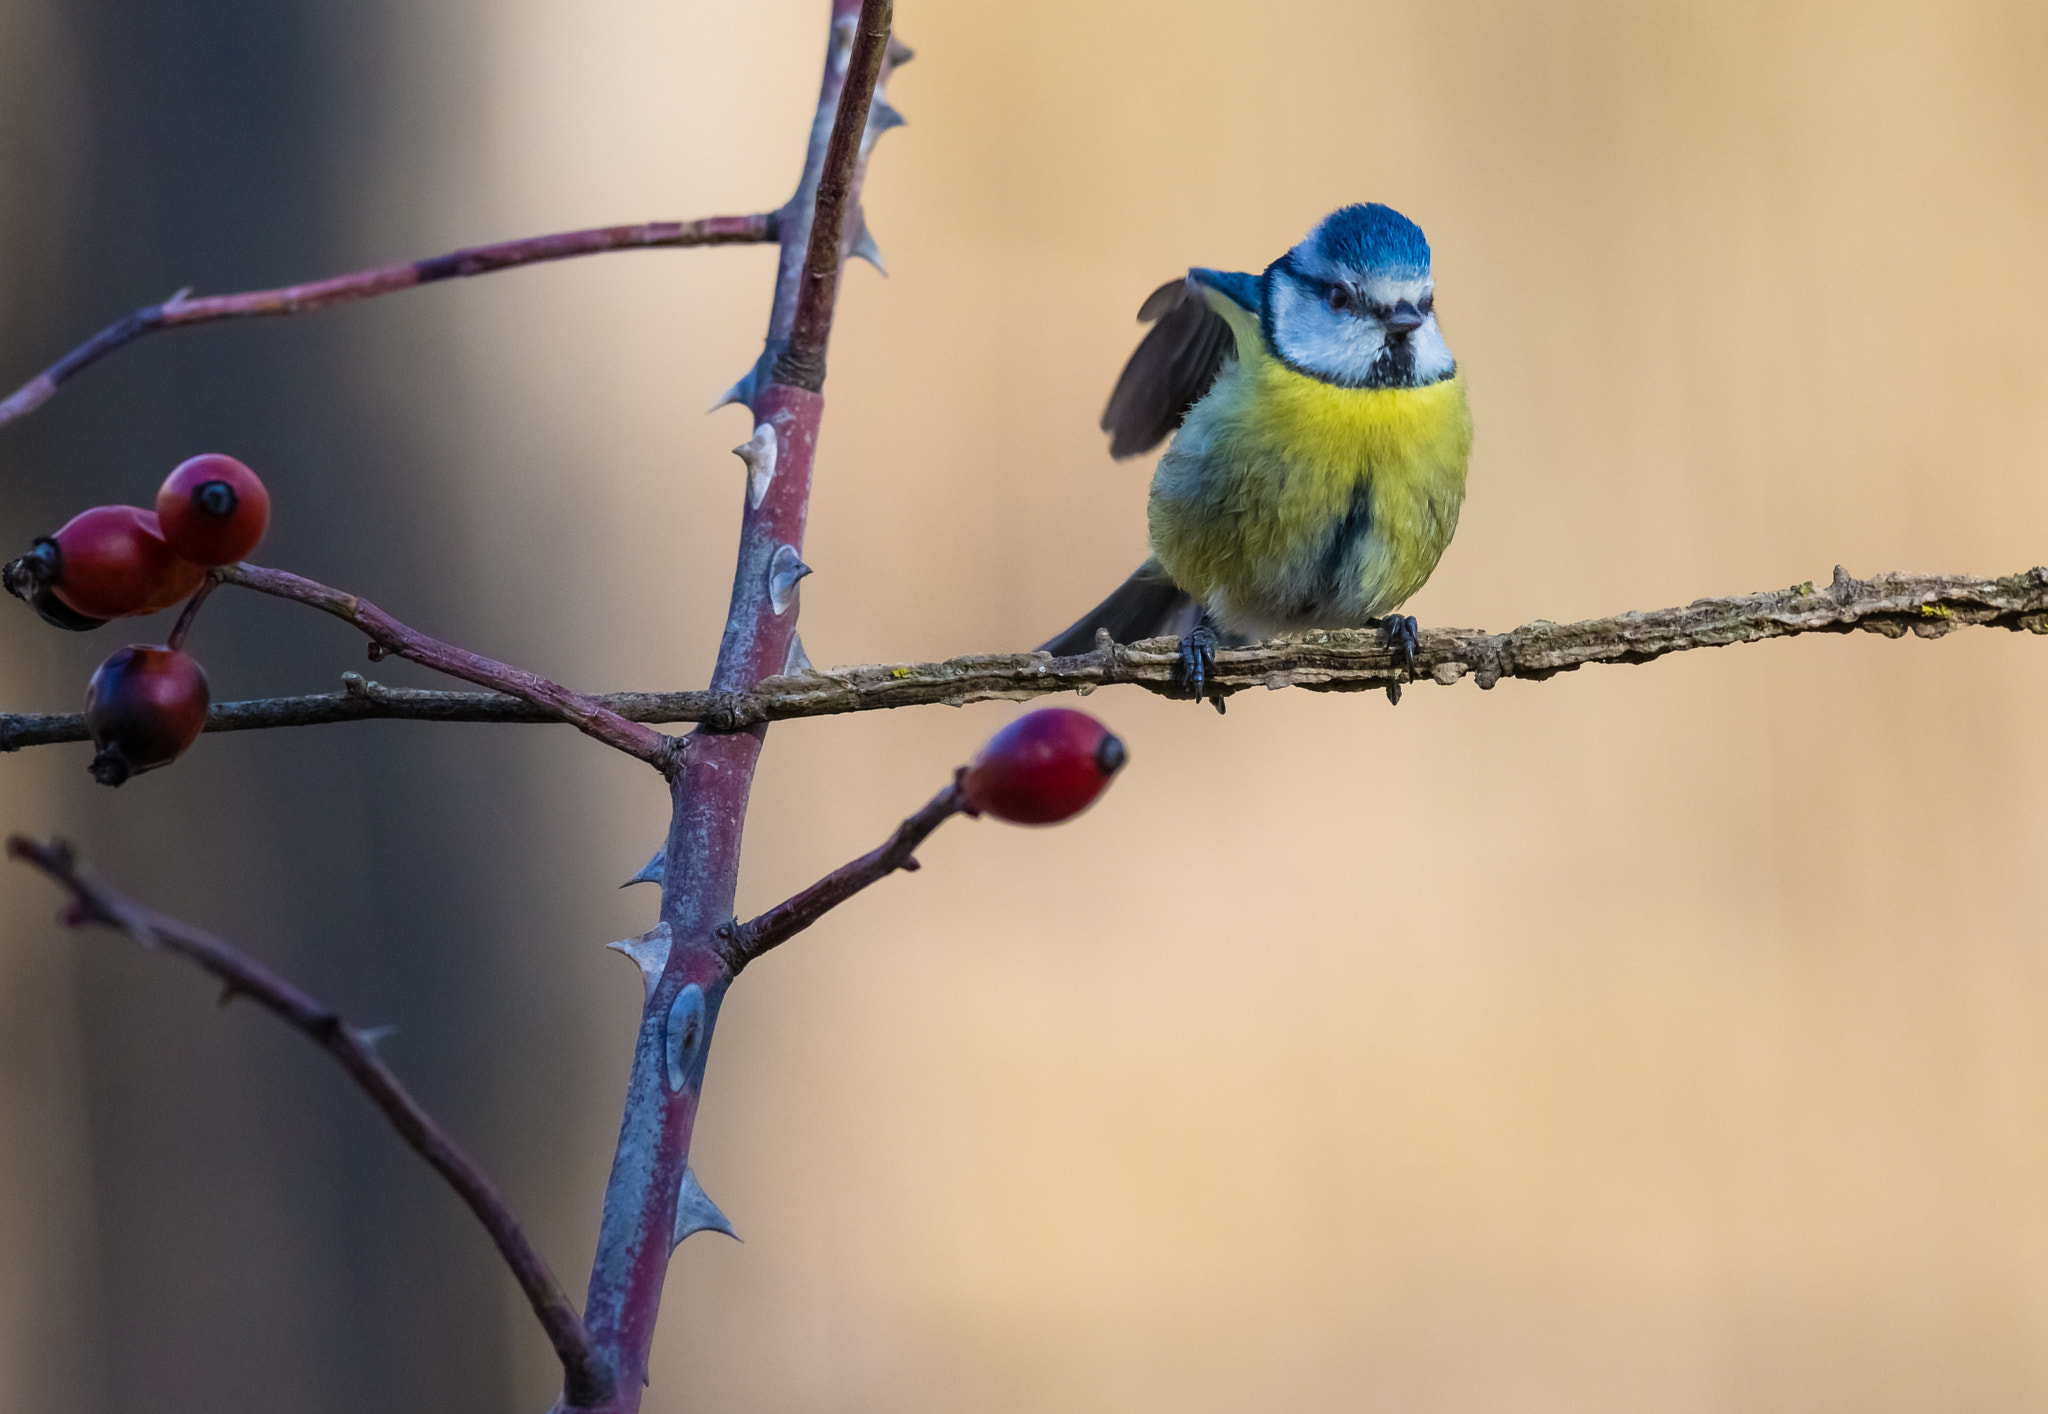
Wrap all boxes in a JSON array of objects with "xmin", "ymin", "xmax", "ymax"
[
  {"xmin": 214, "ymin": 562, "xmax": 678, "ymax": 772},
  {"xmin": 724, "ymin": 777, "xmax": 967, "ymax": 973}
]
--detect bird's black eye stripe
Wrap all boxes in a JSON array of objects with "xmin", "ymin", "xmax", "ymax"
[{"xmin": 1320, "ymin": 281, "xmax": 1436, "ymax": 321}]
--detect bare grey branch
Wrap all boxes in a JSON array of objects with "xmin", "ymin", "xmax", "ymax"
[{"xmin": 7, "ymin": 566, "xmax": 2042, "ymax": 755}]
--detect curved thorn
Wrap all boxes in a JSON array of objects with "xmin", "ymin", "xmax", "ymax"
[
  {"xmin": 673, "ymin": 1165, "xmax": 737, "ymax": 1245},
  {"xmin": 733, "ymin": 423, "xmax": 779, "ymax": 508},
  {"xmin": 622, "ymin": 844, "xmax": 665, "ymax": 889},
  {"xmin": 768, "ymin": 544, "xmax": 812, "ymax": 616},
  {"xmin": 709, "ymin": 368, "xmax": 756, "ymax": 413},
  {"xmin": 607, "ymin": 922, "xmax": 673, "ymax": 1003},
  {"xmin": 782, "ymin": 632, "xmax": 814, "ymax": 676},
  {"xmin": 849, "ymin": 222, "xmax": 888, "ymax": 276}
]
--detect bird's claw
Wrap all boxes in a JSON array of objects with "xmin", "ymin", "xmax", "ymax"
[
  {"xmin": 1177, "ymin": 624, "xmax": 1226, "ymax": 714},
  {"xmin": 1374, "ymin": 614, "xmax": 1420, "ymax": 706},
  {"xmin": 1374, "ymin": 614, "xmax": 1420, "ymax": 669}
]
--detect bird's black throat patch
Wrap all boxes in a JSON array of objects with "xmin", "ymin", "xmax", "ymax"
[{"xmin": 1362, "ymin": 337, "xmax": 1417, "ymax": 389}]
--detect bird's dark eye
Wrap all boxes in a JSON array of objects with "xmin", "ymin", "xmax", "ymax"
[
  {"xmin": 1325, "ymin": 284, "xmax": 1352, "ymax": 312},
  {"xmin": 1419, "ymin": 292, "xmax": 1435, "ymax": 315}
]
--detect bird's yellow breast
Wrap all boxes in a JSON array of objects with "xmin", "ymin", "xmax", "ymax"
[{"xmin": 1148, "ymin": 329, "xmax": 1472, "ymax": 636}]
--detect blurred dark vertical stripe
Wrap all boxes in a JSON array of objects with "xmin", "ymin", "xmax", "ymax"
[{"xmin": 0, "ymin": 2, "xmax": 530, "ymax": 1410}]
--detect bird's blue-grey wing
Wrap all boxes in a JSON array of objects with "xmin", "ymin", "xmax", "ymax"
[{"xmin": 1099, "ymin": 275, "xmax": 1244, "ymax": 460}]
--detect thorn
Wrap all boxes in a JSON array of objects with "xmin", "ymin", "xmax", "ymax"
[
  {"xmin": 901, "ymin": 855, "xmax": 921, "ymax": 872},
  {"xmin": 849, "ymin": 222, "xmax": 888, "ymax": 276},
  {"xmin": 622, "ymin": 844, "xmax": 665, "ymax": 889},
  {"xmin": 665, "ymin": 983, "xmax": 707, "ymax": 1092},
  {"xmin": 341, "ymin": 671, "xmax": 369, "ymax": 697},
  {"xmin": 859, "ymin": 101, "xmax": 906, "ymax": 162},
  {"xmin": 768, "ymin": 543, "xmax": 811, "ymax": 615},
  {"xmin": 732, "ymin": 423, "xmax": 778, "ymax": 509},
  {"xmin": 673, "ymin": 1165, "xmax": 737, "ymax": 1246},
  {"xmin": 709, "ymin": 368, "xmax": 755, "ymax": 413},
  {"xmin": 355, "ymin": 1024, "xmax": 398, "ymax": 1050},
  {"xmin": 607, "ymin": 922, "xmax": 673, "ymax": 1003},
  {"xmin": 782, "ymin": 632, "xmax": 814, "ymax": 676},
  {"xmin": 163, "ymin": 285, "xmax": 195, "ymax": 308},
  {"xmin": 887, "ymin": 35, "xmax": 914, "ymax": 66},
  {"xmin": 217, "ymin": 981, "xmax": 242, "ymax": 1008}
]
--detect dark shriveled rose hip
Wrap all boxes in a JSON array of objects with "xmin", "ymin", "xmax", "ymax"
[
  {"xmin": 1, "ymin": 548, "xmax": 109, "ymax": 631},
  {"xmin": 83, "ymin": 645, "xmax": 210, "ymax": 786},
  {"xmin": 960, "ymin": 707, "xmax": 1128, "ymax": 825}
]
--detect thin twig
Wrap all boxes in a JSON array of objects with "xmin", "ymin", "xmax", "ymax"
[
  {"xmin": 0, "ymin": 214, "xmax": 776, "ymax": 432},
  {"xmin": 215, "ymin": 562, "xmax": 676, "ymax": 771},
  {"xmin": 772, "ymin": 0, "xmax": 894, "ymax": 391},
  {"xmin": 3, "ymin": 835, "xmax": 613, "ymax": 1410},
  {"xmin": 7, "ymin": 566, "xmax": 2043, "ymax": 754},
  {"xmin": 726, "ymin": 779, "xmax": 965, "ymax": 972},
  {"xmin": 165, "ymin": 573, "xmax": 219, "ymax": 653}
]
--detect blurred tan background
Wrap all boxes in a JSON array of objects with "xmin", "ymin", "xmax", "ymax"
[{"xmin": 4, "ymin": 0, "xmax": 2048, "ymax": 1409}]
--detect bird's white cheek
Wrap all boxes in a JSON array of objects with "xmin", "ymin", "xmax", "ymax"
[
  {"xmin": 1410, "ymin": 317, "xmax": 1456, "ymax": 382},
  {"xmin": 1271, "ymin": 282, "xmax": 1385, "ymax": 383}
]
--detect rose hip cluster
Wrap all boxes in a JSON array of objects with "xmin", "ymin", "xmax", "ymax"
[{"xmin": 4, "ymin": 453, "xmax": 270, "ymax": 786}]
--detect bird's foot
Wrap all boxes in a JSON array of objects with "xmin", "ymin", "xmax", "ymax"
[
  {"xmin": 1176, "ymin": 623, "xmax": 1226, "ymax": 714},
  {"xmin": 1373, "ymin": 614, "xmax": 1420, "ymax": 706},
  {"xmin": 1373, "ymin": 613, "xmax": 1420, "ymax": 668}
]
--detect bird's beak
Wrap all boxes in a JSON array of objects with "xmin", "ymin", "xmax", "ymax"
[{"xmin": 1384, "ymin": 300, "xmax": 1425, "ymax": 337}]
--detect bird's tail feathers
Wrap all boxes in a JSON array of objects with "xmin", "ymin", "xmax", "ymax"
[{"xmin": 1039, "ymin": 562, "xmax": 1201, "ymax": 656}]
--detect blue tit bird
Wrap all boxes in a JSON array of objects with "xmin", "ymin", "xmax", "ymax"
[{"xmin": 1042, "ymin": 202, "xmax": 1472, "ymax": 709}]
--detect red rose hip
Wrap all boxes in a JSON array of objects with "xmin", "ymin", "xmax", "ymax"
[
  {"xmin": 83, "ymin": 645, "xmax": 210, "ymax": 786},
  {"xmin": 157, "ymin": 453, "xmax": 269, "ymax": 566},
  {"xmin": 961, "ymin": 707, "xmax": 1127, "ymax": 825},
  {"xmin": 4, "ymin": 505, "xmax": 206, "ymax": 621}
]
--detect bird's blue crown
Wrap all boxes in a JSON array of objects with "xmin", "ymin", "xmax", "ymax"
[{"xmin": 1308, "ymin": 203, "xmax": 1431, "ymax": 277}]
